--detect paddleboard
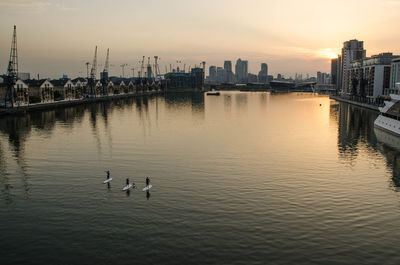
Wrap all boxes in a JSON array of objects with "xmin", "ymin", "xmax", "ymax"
[
  {"xmin": 122, "ymin": 183, "xmax": 134, "ymax": 191},
  {"xmin": 103, "ymin": 178, "xmax": 113, "ymax": 184},
  {"xmin": 142, "ymin": 184, "xmax": 152, "ymax": 192}
]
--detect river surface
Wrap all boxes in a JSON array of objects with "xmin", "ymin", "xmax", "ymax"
[{"xmin": 1, "ymin": 92, "xmax": 400, "ymax": 265}]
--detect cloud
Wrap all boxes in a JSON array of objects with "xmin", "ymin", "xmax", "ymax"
[{"xmin": 0, "ymin": 0, "xmax": 50, "ymax": 8}]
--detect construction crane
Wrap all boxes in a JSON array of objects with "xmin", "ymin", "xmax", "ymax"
[
  {"xmin": 89, "ymin": 46, "xmax": 98, "ymax": 96},
  {"xmin": 147, "ymin": 57, "xmax": 152, "ymax": 80},
  {"xmin": 90, "ymin": 46, "xmax": 97, "ymax": 80},
  {"xmin": 85, "ymin": 62, "xmax": 90, "ymax": 78},
  {"xmin": 120, "ymin": 63, "xmax": 128, "ymax": 78},
  {"xmin": 5, "ymin": 25, "xmax": 18, "ymax": 108},
  {"xmin": 101, "ymin": 48, "xmax": 110, "ymax": 95},
  {"xmin": 102, "ymin": 48, "xmax": 109, "ymax": 74},
  {"xmin": 154, "ymin": 56, "xmax": 160, "ymax": 77},
  {"xmin": 140, "ymin": 56, "xmax": 145, "ymax": 79}
]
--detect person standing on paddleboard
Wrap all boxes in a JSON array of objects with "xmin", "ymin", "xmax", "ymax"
[
  {"xmin": 146, "ymin": 177, "xmax": 150, "ymax": 187},
  {"xmin": 106, "ymin": 170, "xmax": 110, "ymax": 180},
  {"xmin": 126, "ymin": 178, "xmax": 129, "ymax": 186}
]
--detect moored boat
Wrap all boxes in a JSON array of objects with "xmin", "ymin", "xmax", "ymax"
[{"xmin": 374, "ymin": 94, "xmax": 400, "ymax": 135}]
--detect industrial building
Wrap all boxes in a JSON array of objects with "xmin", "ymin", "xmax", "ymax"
[{"xmin": 165, "ymin": 68, "xmax": 204, "ymax": 90}]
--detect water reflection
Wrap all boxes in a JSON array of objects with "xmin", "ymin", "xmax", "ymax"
[
  {"xmin": 0, "ymin": 141, "xmax": 13, "ymax": 204},
  {"xmin": 235, "ymin": 93, "xmax": 248, "ymax": 111},
  {"xmin": 224, "ymin": 94, "xmax": 232, "ymax": 115},
  {"xmin": 89, "ymin": 104, "xmax": 102, "ymax": 155},
  {"xmin": 335, "ymin": 103, "xmax": 378, "ymax": 164},
  {"xmin": 334, "ymin": 101, "xmax": 400, "ymax": 191},
  {"xmin": 165, "ymin": 92, "xmax": 205, "ymax": 116}
]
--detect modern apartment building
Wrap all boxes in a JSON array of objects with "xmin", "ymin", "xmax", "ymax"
[
  {"xmin": 341, "ymin": 40, "xmax": 366, "ymax": 94},
  {"xmin": 348, "ymin": 53, "xmax": 395, "ymax": 98}
]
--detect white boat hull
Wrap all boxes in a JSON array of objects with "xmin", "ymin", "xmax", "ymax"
[{"xmin": 374, "ymin": 115, "xmax": 400, "ymax": 136}]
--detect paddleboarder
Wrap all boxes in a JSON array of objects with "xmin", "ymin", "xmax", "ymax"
[
  {"xmin": 106, "ymin": 170, "xmax": 110, "ymax": 180},
  {"xmin": 146, "ymin": 177, "xmax": 150, "ymax": 187}
]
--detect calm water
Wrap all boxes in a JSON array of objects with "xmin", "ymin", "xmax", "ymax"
[{"xmin": 1, "ymin": 92, "xmax": 400, "ymax": 264}]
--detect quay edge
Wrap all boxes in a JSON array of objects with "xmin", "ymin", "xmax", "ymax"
[
  {"xmin": 0, "ymin": 90, "xmax": 163, "ymax": 117},
  {"xmin": 329, "ymin": 95, "xmax": 379, "ymax": 112}
]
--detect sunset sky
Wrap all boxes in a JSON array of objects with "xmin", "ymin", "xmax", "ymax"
[{"xmin": 0, "ymin": 0, "xmax": 399, "ymax": 79}]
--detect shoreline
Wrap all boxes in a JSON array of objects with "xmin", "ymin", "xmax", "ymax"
[{"xmin": 0, "ymin": 90, "xmax": 163, "ymax": 117}]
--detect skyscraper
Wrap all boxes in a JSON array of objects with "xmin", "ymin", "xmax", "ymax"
[
  {"xmin": 235, "ymin": 58, "xmax": 248, "ymax": 83},
  {"xmin": 331, "ymin": 58, "xmax": 338, "ymax": 86},
  {"xmin": 209, "ymin": 66, "xmax": 217, "ymax": 82},
  {"xmin": 224, "ymin": 61, "xmax": 233, "ymax": 83},
  {"xmin": 258, "ymin": 63, "xmax": 268, "ymax": 83},
  {"xmin": 216, "ymin": 67, "xmax": 225, "ymax": 83},
  {"xmin": 341, "ymin": 40, "xmax": 366, "ymax": 94}
]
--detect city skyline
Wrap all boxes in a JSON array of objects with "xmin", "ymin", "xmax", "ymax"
[{"xmin": 0, "ymin": 0, "xmax": 399, "ymax": 78}]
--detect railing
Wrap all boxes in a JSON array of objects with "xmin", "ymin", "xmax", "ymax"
[{"xmin": 338, "ymin": 94, "xmax": 385, "ymax": 107}]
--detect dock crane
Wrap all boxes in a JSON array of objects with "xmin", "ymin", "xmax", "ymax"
[
  {"xmin": 147, "ymin": 57, "xmax": 153, "ymax": 80},
  {"xmin": 89, "ymin": 46, "xmax": 98, "ymax": 97},
  {"xmin": 85, "ymin": 62, "xmax": 90, "ymax": 79},
  {"xmin": 140, "ymin": 56, "xmax": 145, "ymax": 79},
  {"xmin": 101, "ymin": 48, "xmax": 110, "ymax": 95},
  {"xmin": 120, "ymin": 63, "xmax": 128, "ymax": 78},
  {"xmin": 103, "ymin": 48, "xmax": 109, "ymax": 73},
  {"xmin": 5, "ymin": 25, "xmax": 18, "ymax": 108},
  {"xmin": 154, "ymin": 56, "xmax": 160, "ymax": 77}
]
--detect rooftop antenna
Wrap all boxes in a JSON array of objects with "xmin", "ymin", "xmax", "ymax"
[{"xmin": 5, "ymin": 25, "xmax": 18, "ymax": 108}]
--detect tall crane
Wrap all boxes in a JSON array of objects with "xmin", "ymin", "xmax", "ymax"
[
  {"xmin": 90, "ymin": 46, "xmax": 98, "ymax": 81},
  {"xmin": 103, "ymin": 48, "xmax": 109, "ymax": 73},
  {"xmin": 101, "ymin": 48, "xmax": 110, "ymax": 95},
  {"xmin": 140, "ymin": 56, "xmax": 145, "ymax": 79},
  {"xmin": 147, "ymin": 57, "xmax": 152, "ymax": 80},
  {"xmin": 5, "ymin": 25, "xmax": 18, "ymax": 108},
  {"xmin": 88, "ymin": 46, "xmax": 98, "ymax": 97},
  {"xmin": 120, "ymin": 63, "xmax": 128, "ymax": 78},
  {"xmin": 154, "ymin": 56, "xmax": 160, "ymax": 77}
]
